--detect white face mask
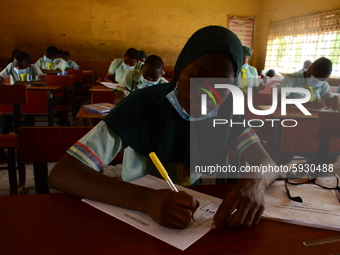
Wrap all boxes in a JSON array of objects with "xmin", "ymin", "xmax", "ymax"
[
  {"xmin": 122, "ymin": 62, "xmax": 134, "ymax": 71},
  {"xmin": 166, "ymin": 89, "xmax": 219, "ymax": 122},
  {"xmin": 242, "ymin": 63, "xmax": 248, "ymax": 69},
  {"xmin": 13, "ymin": 67, "xmax": 27, "ymax": 75},
  {"xmin": 139, "ymin": 75, "xmax": 159, "ymax": 88},
  {"xmin": 306, "ymin": 75, "xmax": 324, "ymax": 88},
  {"xmin": 43, "ymin": 55, "xmax": 53, "ymax": 63}
]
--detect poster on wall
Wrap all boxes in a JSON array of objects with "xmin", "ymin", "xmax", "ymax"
[{"xmin": 227, "ymin": 16, "xmax": 255, "ymax": 49}]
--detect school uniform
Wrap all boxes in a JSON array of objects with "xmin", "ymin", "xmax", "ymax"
[
  {"xmin": 65, "ymin": 60, "xmax": 79, "ymax": 69},
  {"xmin": 67, "ymin": 26, "xmax": 260, "ymax": 187},
  {"xmin": 108, "ymin": 59, "xmax": 143, "ymax": 82},
  {"xmin": 280, "ymin": 71, "xmax": 333, "ymax": 101},
  {"xmin": 35, "ymin": 58, "xmax": 66, "ymax": 73},
  {"xmin": 0, "ymin": 63, "xmax": 43, "ymax": 84},
  {"xmin": 237, "ymin": 64, "xmax": 259, "ymax": 91},
  {"xmin": 114, "ymin": 69, "xmax": 168, "ymax": 96}
]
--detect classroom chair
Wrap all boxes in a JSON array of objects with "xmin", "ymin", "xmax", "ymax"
[
  {"xmin": 18, "ymin": 126, "xmax": 92, "ymax": 194},
  {"xmin": 66, "ymin": 69, "xmax": 83, "ymax": 117},
  {"xmin": 0, "ymin": 84, "xmax": 27, "ymax": 194},
  {"xmin": 44, "ymin": 75, "xmax": 75, "ymax": 126}
]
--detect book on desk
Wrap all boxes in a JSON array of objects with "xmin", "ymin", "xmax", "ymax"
[{"xmin": 84, "ymin": 103, "xmax": 115, "ymax": 113}]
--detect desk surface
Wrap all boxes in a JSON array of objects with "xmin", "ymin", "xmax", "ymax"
[
  {"xmin": 1, "ymin": 184, "xmax": 339, "ymax": 255},
  {"xmin": 90, "ymin": 84, "xmax": 113, "ymax": 92},
  {"xmin": 76, "ymin": 105, "xmax": 108, "ymax": 119},
  {"xmin": 27, "ymin": 85, "xmax": 63, "ymax": 90}
]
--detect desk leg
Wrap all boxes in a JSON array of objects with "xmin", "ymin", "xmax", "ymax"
[
  {"xmin": 33, "ymin": 163, "xmax": 49, "ymax": 194},
  {"xmin": 271, "ymin": 122, "xmax": 282, "ymax": 164},
  {"xmin": 47, "ymin": 90, "xmax": 54, "ymax": 126}
]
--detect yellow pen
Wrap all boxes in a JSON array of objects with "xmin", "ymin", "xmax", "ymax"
[
  {"xmin": 149, "ymin": 152, "xmax": 179, "ymax": 192},
  {"xmin": 149, "ymin": 152, "xmax": 196, "ymax": 221}
]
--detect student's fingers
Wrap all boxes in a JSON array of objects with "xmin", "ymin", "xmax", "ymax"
[
  {"xmin": 251, "ymin": 205, "xmax": 265, "ymax": 226},
  {"xmin": 147, "ymin": 190, "xmax": 196, "ymax": 229},
  {"xmin": 176, "ymin": 191, "xmax": 197, "ymax": 210},
  {"xmin": 332, "ymin": 103, "xmax": 340, "ymax": 111},
  {"xmin": 228, "ymin": 199, "xmax": 264, "ymax": 227},
  {"xmin": 212, "ymin": 195, "xmax": 239, "ymax": 230},
  {"xmin": 160, "ymin": 206, "xmax": 194, "ymax": 229}
]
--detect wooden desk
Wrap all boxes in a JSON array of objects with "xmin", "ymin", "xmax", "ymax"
[
  {"xmin": 0, "ymin": 85, "xmax": 62, "ymax": 126},
  {"xmin": 90, "ymin": 85, "xmax": 115, "ymax": 104},
  {"xmin": 82, "ymin": 70, "xmax": 95, "ymax": 87},
  {"xmin": 1, "ymin": 184, "xmax": 339, "ymax": 254},
  {"xmin": 76, "ymin": 105, "xmax": 109, "ymax": 120}
]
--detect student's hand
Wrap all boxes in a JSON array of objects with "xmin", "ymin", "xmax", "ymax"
[
  {"xmin": 258, "ymin": 82, "xmax": 266, "ymax": 91},
  {"xmin": 327, "ymin": 96, "xmax": 340, "ymax": 111},
  {"xmin": 145, "ymin": 189, "xmax": 199, "ymax": 229},
  {"xmin": 212, "ymin": 178, "xmax": 265, "ymax": 229},
  {"xmin": 14, "ymin": 81, "xmax": 30, "ymax": 86},
  {"xmin": 305, "ymin": 99, "xmax": 326, "ymax": 109}
]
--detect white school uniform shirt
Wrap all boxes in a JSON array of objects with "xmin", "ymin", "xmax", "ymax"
[{"xmin": 0, "ymin": 63, "xmax": 43, "ymax": 84}]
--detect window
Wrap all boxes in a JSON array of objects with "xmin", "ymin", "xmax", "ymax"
[{"xmin": 264, "ymin": 9, "xmax": 340, "ymax": 77}]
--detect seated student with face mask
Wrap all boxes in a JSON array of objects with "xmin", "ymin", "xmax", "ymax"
[
  {"xmin": 35, "ymin": 46, "xmax": 66, "ymax": 75},
  {"xmin": 296, "ymin": 60, "xmax": 312, "ymax": 73},
  {"xmin": 237, "ymin": 46, "xmax": 265, "ymax": 93},
  {"xmin": 280, "ymin": 57, "xmax": 340, "ymax": 111},
  {"xmin": 106, "ymin": 48, "xmax": 143, "ymax": 83},
  {"xmin": 113, "ymin": 55, "xmax": 168, "ymax": 105},
  {"xmin": 49, "ymin": 26, "xmax": 279, "ymax": 230},
  {"xmin": 62, "ymin": 51, "xmax": 80, "ymax": 70},
  {"xmin": 0, "ymin": 51, "xmax": 47, "ymax": 160}
]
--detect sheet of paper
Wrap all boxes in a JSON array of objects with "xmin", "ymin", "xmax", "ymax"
[
  {"xmin": 100, "ymin": 82, "xmax": 119, "ymax": 89},
  {"xmin": 82, "ymin": 175, "xmax": 222, "ymax": 250},
  {"xmin": 263, "ymin": 181, "xmax": 340, "ymax": 231}
]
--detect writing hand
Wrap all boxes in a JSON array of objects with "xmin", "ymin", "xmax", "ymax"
[
  {"xmin": 309, "ymin": 99, "xmax": 326, "ymax": 109},
  {"xmin": 258, "ymin": 82, "xmax": 266, "ymax": 91},
  {"xmin": 145, "ymin": 189, "xmax": 199, "ymax": 229},
  {"xmin": 330, "ymin": 96, "xmax": 340, "ymax": 111},
  {"xmin": 14, "ymin": 81, "xmax": 29, "ymax": 86},
  {"xmin": 212, "ymin": 179, "xmax": 265, "ymax": 229}
]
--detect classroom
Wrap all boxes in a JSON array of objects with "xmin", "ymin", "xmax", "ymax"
[{"xmin": 1, "ymin": 0, "xmax": 340, "ymax": 254}]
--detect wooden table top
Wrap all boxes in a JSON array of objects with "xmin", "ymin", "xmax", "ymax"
[
  {"xmin": 76, "ymin": 105, "xmax": 109, "ymax": 119},
  {"xmin": 26, "ymin": 85, "xmax": 63, "ymax": 90},
  {"xmin": 1, "ymin": 184, "xmax": 339, "ymax": 254},
  {"xmin": 89, "ymin": 84, "xmax": 113, "ymax": 92}
]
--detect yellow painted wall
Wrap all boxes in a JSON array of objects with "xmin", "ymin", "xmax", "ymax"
[
  {"xmin": 0, "ymin": 0, "xmax": 260, "ymax": 74},
  {"xmin": 254, "ymin": 0, "xmax": 340, "ymax": 71},
  {"xmin": 0, "ymin": 0, "xmax": 339, "ymax": 75}
]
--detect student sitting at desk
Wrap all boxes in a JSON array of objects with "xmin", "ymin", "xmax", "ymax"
[
  {"xmin": 49, "ymin": 26, "xmax": 278, "ymax": 230},
  {"xmin": 296, "ymin": 60, "xmax": 312, "ymax": 73},
  {"xmin": 237, "ymin": 46, "xmax": 266, "ymax": 93},
  {"xmin": 139, "ymin": 50, "xmax": 147, "ymax": 63},
  {"xmin": 261, "ymin": 69, "xmax": 282, "ymax": 78},
  {"xmin": 280, "ymin": 57, "xmax": 340, "ymax": 111},
  {"xmin": 62, "ymin": 51, "xmax": 80, "ymax": 70},
  {"xmin": 35, "ymin": 46, "xmax": 66, "ymax": 75},
  {"xmin": 105, "ymin": 48, "xmax": 143, "ymax": 83},
  {"xmin": 113, "ymin": 55, "xmax": 168, "ymax": 104},
  {"xmin": 0, "ymin": 51, "xmax": 47, "ymax": 160}
]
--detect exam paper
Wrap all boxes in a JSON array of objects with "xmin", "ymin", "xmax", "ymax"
[
  {"xmin": 82, "ymin": 175, "xmax": 222, "ymax": 250},
  {"xmin": 263, "ymin": 181, "xmax": 340, "ymax": 231},
  {"xmin": 100, "ymin": 82, "xmax": 119, "ymax": 89}
]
